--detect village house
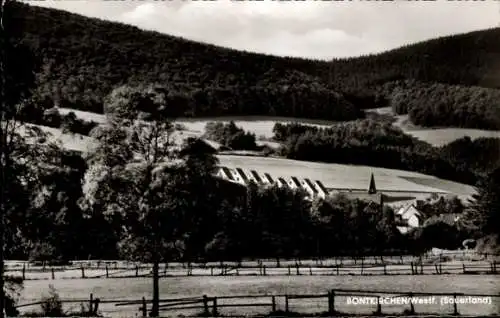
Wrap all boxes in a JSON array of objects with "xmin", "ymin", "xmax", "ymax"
[{"xmin": 395, "ymin": 204, "xmax": 424, "ymax": 234}]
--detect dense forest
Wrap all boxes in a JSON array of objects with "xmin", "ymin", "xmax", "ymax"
[
  {"xmin": 273, "ymin": 121, "xmax": 500, "ymax": 186},
  {"xmin": 383, "ymin": 80, "xmax": 500, "ymax": 129},
  {"xmin": 8, "ymin": 3, "xmax": 500, "ymax": 129}
]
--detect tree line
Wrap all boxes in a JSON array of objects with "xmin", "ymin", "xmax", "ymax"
[
  {"xmin": 383, "ymin": 80, "xmax": 500, "ymax": 130},
  {"xmin": 273, "ymin": 121, "xmax": 500, "ymax": 186},
  {"xmin": 9, "ymin": 3, "xmax": 500, "ymax": 129}
]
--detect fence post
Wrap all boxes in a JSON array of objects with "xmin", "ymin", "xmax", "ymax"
[
  {"xmin": 263, "ymin": 265, "xmax": 267, "ymax": 276},
  {"xmin": 93, "ymin": 298, "xmax": 100, "ymax": 315},
  {"xmin": 383, "ymin": 264, "xmax": 387, "ymax": 275},
  {"xmin": 203, "ymin": 295, "xmax": 209, "ymax": 316},
  {"xmin": 439, "ymin": 263, "xmax": 442, "ymax": 274},
  {"xmin": 453, "ymin": 293, "xmax": 458, "ymax": 315},
  {"xmin": 420, "ymin": 263, "xmax": 423, "ymax": 275},
  {"xmin": 89, "ymin": 293, "xmax": 93, "ymax": 315},
  {"xmin": 81, "ymin": 266, "xmax": 85, "ymax": 278},
  {"xmin": 410, "ymin": 262, "xmax": 414, "ymax": 275},
  {"xmin": 376, "ymin": 296, "xmax": 382, "ymax": 315},
  {"xmin": 330, "ymin": 290, "xmax": 335, "ymax": 314},
  {"xmin": 105, "ymin": 265, "xmax": 109, "ymax": 278},
  {"xmin": 135, "ymin": 265, "xmax": 139, "ymax": 277},
  {"xmin": 211, "ymin": 266, "xmax": 214, "ymax": 276},
  {"xmin": 288, "ymin": 266, "xmax": 291, "ymax": 276},
  {"xmin": 309, "ymin": 266, "xmax": 313, "ymax": 275},
  {"xmin": 212, "ymin": 297, "xmax": 218, "ymax": 316},
  {"xmin": 272, "ymin": 296, "xmax": 276, "ymax": 312},
  {"xmin": 462, "ymin": 263, "xmax": 466, "ymax": 274},
  {"xmin": 296, "ymin": 263, "xmax": 300, "ymax": 275},
  {"xmin": 141, "ymin": 297, "xmax": 147, "ymax": 317},
  {"xmin": 408, "ymin": 293, "xmax": 415, "ymax": 315},
  {"xmin": 336, "ymin": 265, "xmax": 339, "ymax": 276},
  {"xmin": 51, "ymin": 268, "xmax": 55, "ymax": 280},
  {"xmin": 285, "ymin": 295, "xmax": 289, "ymax": 313},
  {"xmin": 163, "ymin": 263, "xmax": 167, "ymax": 276},
  {"xmin": 22, "ymin": 264, "xmax": 26, "ymax": 280}
]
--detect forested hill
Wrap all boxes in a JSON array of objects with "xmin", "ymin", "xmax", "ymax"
[{"xmin": 10, "ymin": 3, "xmax": 500, "ymax": 126}]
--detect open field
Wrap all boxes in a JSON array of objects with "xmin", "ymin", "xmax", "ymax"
[
  {"xmin": 217, "ymin": 155, "xmax": 476, "ymax": 196},
  {"xmin": 57, "ymin": 108, "xmax": 335, "ymax": 139},
  {"xmin": 367, "ymin": 107, "xmax": 500, "ymax": 147},
  {"xmin": 58, "ymin": 106, "xmax": 500, "ymax": 150},
  {"xmin": 17, "ymin": 123, "xmax": 475, "ymax": 198},
  {"xmin": 18, "ymin": 123, "xmax": 98, "ymax": 153},
  {"xmin": 19, "ymin": 108, "xmax": 478, "ymax": 198},
  {"xmin": 16, "ymin": 275, "xmax": 500, "ymax": 317},
  {"xmin": 5, "ymin": 261, "xmax": 498, "ymax": 280}
]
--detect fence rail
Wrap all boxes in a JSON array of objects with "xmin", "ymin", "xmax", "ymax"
[
  {"xmin": 5, "ymin": 259, "xmax": 499, "ymax": 280},
  {"xmin": 16, "ymin": 289, "xmax": 500, "ymax": 317}
]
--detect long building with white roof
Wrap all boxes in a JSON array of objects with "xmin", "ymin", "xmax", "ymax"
[{"xmin": 215, "ymin": 166, "xmax": 329, "ymax": 199}]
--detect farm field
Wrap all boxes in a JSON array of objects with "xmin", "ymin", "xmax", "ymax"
[
  {"xmin": 15, "ymin": 109, "xmax": 477, "ymax": 199},
  {"xmin": 16, "ymin": 122, "xmax": 476, "ymax": 197},
  {"xmin": 17, "ymin": 275, "xmax": 500, "ymax": 317},
  {"xmin": 368, "ymin": 107, "xmax": 500, "ymax": 147},
  {"xmin": 17, "ymin": 123, "xmax": 98, "ymax": 153},
  {"xmin": 57, "ymin": 108, "xmax": 336, "ymax": 139},
  {"xmin": 59, "ymin": 107, "xmax": 500, "ymax": 148},
  {"xmin": 216, "ymin": 155, "xmax": 476, "ymax": 196}
]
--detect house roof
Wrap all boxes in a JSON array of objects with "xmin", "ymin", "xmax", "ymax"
[
  {"xmin": 221, "ymin": 167, "xmax": 234, "ymax": 181},
  {"xmin": 304, "ymin": 178, "xmax": 318, "ymax": 194},
  {"xmin": 250, "ymin": 170, "xmax": 263, "ymax": 184},
  {"xmin": 236, "ymin": 168, "xmax": 249, "ymax": 182},
  {"xmin": 264, "ymin": 173, "xmax": 274, "ymax": 184},
  {"xmin": 290, "ymin": 176, "xmax": 301, "ymax": 187},
  {"xmin": 277, "ymin": 177, "xmax": 289, "ymax": 187},
  {"xmin": 396, "ymin": 204, "xmax": 423, "ymax": 219},
  {"xmin": 315, "ymin": 180, "xmax": 328, "ymax": 193}
]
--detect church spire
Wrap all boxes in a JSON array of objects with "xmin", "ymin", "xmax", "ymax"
[{"xmin": 368, "ymin": 173, "xmax": 377, "ymax": 194}]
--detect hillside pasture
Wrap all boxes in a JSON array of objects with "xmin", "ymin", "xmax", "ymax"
[
  {"xmin": 17, "ymin": 123, "xmax": 97, "ymax": 153},
  {"xmin": 367, "ymin": 107, "xmax": 500, "ymax": 147},
  {"xmin": 17, "ymin": 275, "xmax": 500, "ymax": 318},
  {"xmin": 216, "ymin": 155, "xmax": 476, "ymax": 196}
]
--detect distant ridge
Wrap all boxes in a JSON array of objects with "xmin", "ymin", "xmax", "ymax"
[{"xmin": 7, "ymin": 3, "xmax": 500, "ymax": 124}]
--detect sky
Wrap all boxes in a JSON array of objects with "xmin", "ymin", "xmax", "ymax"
[{"xmin": 34, "ymin": 0, "xmax": 500, "ymax": 60}]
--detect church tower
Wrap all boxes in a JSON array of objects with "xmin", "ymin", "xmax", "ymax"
[{"xmin": 368, "ymin": 173, "xmax": 377, "ymax": 194}]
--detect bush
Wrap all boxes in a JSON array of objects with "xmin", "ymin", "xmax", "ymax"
[
  {"xmin": 40, "ymin": 285, "xmax": 65, "ymax": 317},
  {"xmin": 204, "ymin": 121, "xmax": 257, "ymax": 150}
]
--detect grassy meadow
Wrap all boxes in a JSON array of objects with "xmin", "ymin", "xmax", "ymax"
[
  {"xmin": 17, "ymin": 275, "xmax": 500, "ymax": 317},
  {"xmin": 369, "ymin": 107, "xmax": 500, "ymax": 147},
  {"xmin": 216, "ymin": 155, "xmax": 476, "ymax": 196}
]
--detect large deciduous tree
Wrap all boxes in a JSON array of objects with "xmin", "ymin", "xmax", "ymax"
[
  {"xmin": 81, "ymin": 84, "xmax": 220, "ymax": 317},
  {"xmin": 0, "ymin": 0, "xmax": 52, "ymax": 316}
]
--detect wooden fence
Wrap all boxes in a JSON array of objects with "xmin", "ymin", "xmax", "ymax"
[
  {"xmin": 16, "ymin": 289, "xmax": 500, "ymax": 317},
  {"xmin": 5, "ymin": 259, "xmax": 499, "ymax": 280}
]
